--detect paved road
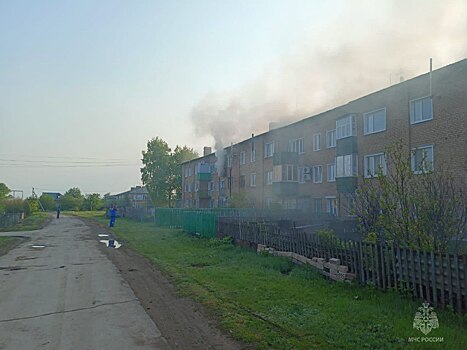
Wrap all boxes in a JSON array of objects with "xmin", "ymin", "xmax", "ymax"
[{"xmin": 0, "ymin": 216, "xmax": 169, "ymax": 350}]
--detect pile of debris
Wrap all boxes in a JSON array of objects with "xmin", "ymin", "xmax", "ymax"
[{"xmin": 257, "ymin": 244, "xmax": 356, "ymax": 282}]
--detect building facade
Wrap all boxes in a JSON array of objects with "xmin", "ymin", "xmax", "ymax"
[{"xmin": 181, "ymin": 59, "xmax": 467, "ymax": 216}]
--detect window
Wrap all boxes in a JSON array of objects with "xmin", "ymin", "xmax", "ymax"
[
  {"xmin": 250, "ymin": 173, "xmax": 256, "ymax": 187},
  {"xmin": 265, "ymin": 197, "xmax": 273, "ymax": 208},
  {"xmin": 326, "ymin": 129, "xmax": 336, "ymax": 148},
  {"xmin": 312, "ymin": 165, "xmax": 323, "ymax": 183},
  {"xmin": 220, "ymin": 179, "xmax": 225, "ymax": 189},
  {"xmin": 326, "ymin": 197, "xmax": 338, "ymax": 216},
  {"xmin": 251, "ymin": 142, "xmax": 256, "ymax": 162},
  {"xmin": 227, "ymin": 155, "xmax": 232, "ymax": 168},
  {"xmin": 410, "ymin": 96, "xmax": 433, "ymax": 124},
  {"xmin": 265, "ymin": 142, "xmax": 274, "ymax": 158},
  {"xmin": 286, "ymin": 165, "xmax": 298, "ymax": 182},
  {"xmin": 188, "ymin": 167, "xmax": 192, "ymax": 177},
  {"xmin": 266, "ymin": 170, "xmax": 273, "ymax": 185},
  {"xmin": 240, "ymin": 151, "xmax": 246, "ymax": 165},
  {"xmin": 195, "ymin": 182, "xmax": 199, "ymax": 192},
  {"xmin": 336, "ymin": 154, "xmax": 358, "ymax": 177},
  {"xmin": 314, "ymin": 198, "xmax": 322, "ymax": 214},
  {"xmin": 313, "ymin": 133, "xmax": 321, "ymax": 151},
  {"xmin": 327, "ymin": 163, "xmax": 336, "ymax": 182},
  {"xmin": 288, "ymin": 138, "xmax": 304, "ymax": 154},
  {"xmin": 411, "ymin": 145, "xmax": 434, "ymax": 173},
  {"xmin": 364, "ymin": 153, "xmax": 387, "ymax": 177},
  {"xmin": 364, "ymin": 108, "xmax": 386, "ymax": 135},
  {"xmin": 336, "ymin": 115, "xmax": 356, "ymax": 139}
]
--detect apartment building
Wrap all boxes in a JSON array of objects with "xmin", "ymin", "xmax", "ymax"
[{"xmin": 181, "ymin": 59, "xmax": 467, "ymax": 217}]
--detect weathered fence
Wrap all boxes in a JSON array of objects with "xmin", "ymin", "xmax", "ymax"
[
  {"xmin": 0, "ymin": 213, "xmax": 22, "ymax": 228},
  {"xmin": 217, "ymin": 220, "xmax": 467, "ymax": 314}
]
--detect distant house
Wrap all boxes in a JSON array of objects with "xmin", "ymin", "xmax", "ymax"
[
  {"xmin": 104, "ymin": 186, "xmax": 153, "ymax": 218},
  {"xmin": 128, "ymin": 186, "xmax": 151, "ymax": 209},
  {"xmin": 42, "ymin": 192, "xmax": 62, "ymax": 201}
]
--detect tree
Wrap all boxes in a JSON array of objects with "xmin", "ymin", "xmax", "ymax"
[
  {"xmin": 353, "ymin": 141, "xmax": 466, "ymax": 253},
  {"xmin": 0, "ymin": 183, "xmax": 10, "ymax": 198},
  {"xmin": 168, "ymin": 145, "xmax": 199, "ymax": 206},
  {"xmin": 83, "ymin": 193, "xmax": 103, "ymax": 211},
  {"xmin": 60, "ymin": 187, "xmax": 85, "ymax": 211},
  {"xmin": 39, "ymin": 193, "xmax": 56, "ymax": 211},
  {"xmin": 141, "ymin": 137, "xmax": 198, "ymax": 207}
]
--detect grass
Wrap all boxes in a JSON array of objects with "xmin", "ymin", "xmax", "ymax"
[
  {"xmin": 0, "ymin": 236, "xmax": 15, "ymax": 248},
  {"xmin": 0, "ymin": 212, "xmax": 50, "ymax": 232},
  {"xmin": 79, "ymin": 212, "xmax": 466, "ymax": 349}
]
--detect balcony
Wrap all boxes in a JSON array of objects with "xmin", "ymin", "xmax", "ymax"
[
  {"xmin": 336, "ymin": 177, "xmax": 358, "ymax": 193},
  {"xmin": 273, "ymin": 152, "xmax": 298, "ymax": 166},
  {"xmin": 272, "ymin": 182, "xmax": 298, "ymax": 197}
]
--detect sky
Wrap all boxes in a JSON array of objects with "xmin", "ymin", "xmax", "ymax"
[{"xmin": 1, "ymin": 0, "xmax": 466, "ymax": 197}]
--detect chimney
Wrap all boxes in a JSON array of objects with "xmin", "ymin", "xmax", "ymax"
[{"xmin": 203, "ymin": 147, "xmax": 212, "ymax": 156}]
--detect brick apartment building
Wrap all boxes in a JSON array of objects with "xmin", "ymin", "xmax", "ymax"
[{"xmin": 181, "ymin": 59, "xmax": 467, "ymax": 217}]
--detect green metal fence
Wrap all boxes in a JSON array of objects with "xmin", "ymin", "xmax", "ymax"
[{"xmin": 155, "ymin": 208, "xmax": 217, "ymax": 238}]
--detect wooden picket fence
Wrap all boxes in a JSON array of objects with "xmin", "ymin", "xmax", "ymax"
[{"xmin": 217, "ymin": 219, "xmax": 467, "ymax": 313}]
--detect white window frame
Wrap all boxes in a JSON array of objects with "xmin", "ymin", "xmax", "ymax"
[
  {"xmin": 326, "ymin": 129, "xmax": 336, "ymax": 148},
  {"xmin": 336, "ymin": 154, "xmax": 358, "ymax": 177},
  {"xmin": 288, "ymin": 138, "xmax": 305, "ymax": 154},
  {"xmin": 250, "ymin": 173, "xmax": 256, "ymax": 187},
  {"xmin": 240, "ymin": 151, "xmax": 246, "ymax": 165},
  {"xmin": 188, "ymin": 167, "xmax": 192, "ymax": 177},
  {"xmin": 364, "ymin": 108, "xmax": 386, "ymax": 135},
  {"xmin": 410, "ymin": 96, "xmax": 433, "ymax": 124},
  {"xmin": 411, "ymin": 145, "xmax": 434, "ymax": 174},
  {"xmin": 251, "ymin": 143, "xmax": 256, "ymax": 162},
  {"xmin": 327, "ymin": 163, "xmax": 336, "ymax": 182},
  {"xmin": 313, "ymin": 133, "xmax": 321, "ymax": 151},
  {"xmin": 285, "ymin": 165, "xmax": 298, "ymax": 182},
  {"xmin": 266, "ymin": 170, "xmax": 273, "ymax": 185},
  {"xmin": 364, "ymin": 152, "xmax": 387, "ymax": 178},
  {"xmin": 312, "ymin": 165, "xmax": 323, "ymax": 183},
  {"xmin": 336, "ymin": 115, "xmax": 356, "ymax": 139},
  {"xmin": 265, "ymin": 142, "xmax": 274, "ymax": 158}
]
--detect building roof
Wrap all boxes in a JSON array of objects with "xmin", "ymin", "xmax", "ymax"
[{"xmin": 181, "ymin": 58, "xmax": 467, "ymax": 165}]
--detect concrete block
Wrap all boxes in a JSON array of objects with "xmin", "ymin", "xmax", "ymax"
[
  {"xmin": 345, "ymin": 273, "xmax": 357, "ymax": 281},
  {"xmin": 329, "ymin": 258, "xmax": 341, "ymax": 265},
  {"xmin": 338, "ymin": 265, "xmax": 349, "ymax": 273}
]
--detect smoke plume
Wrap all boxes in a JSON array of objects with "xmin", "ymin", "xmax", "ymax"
[{"xmin": 191, "ymin": 0, "xmax": 467, "ymax": 153}]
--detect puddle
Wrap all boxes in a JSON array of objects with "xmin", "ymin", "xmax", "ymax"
[
  {"xmin": 15, "ymin": 256, "xmax": 38, "ymax": 261},
  {"xmin": 31, "ymin": 245, "xmax": 46, "ymax": 249},
  {"xmin": 0, "ymin": 266, "xmax": 27, "ymax": 271},
  {"xmin": 99, "ymin": 239, "xmax": 122, "ymax": 249},
  {"xmin": 98, "ymin": 234, "xmax": 109, "ymax": 237}
]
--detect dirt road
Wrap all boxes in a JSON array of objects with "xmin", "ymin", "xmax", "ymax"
[{"xmin": 0, "ymin": 216, "xmax": 242, "ymax": 350}]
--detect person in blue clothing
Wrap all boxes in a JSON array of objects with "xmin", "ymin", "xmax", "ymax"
[
  {"xmin": 109, "ymin": 206, "xmax": 117, "ymax": 227},
  {"xmin": 56, "ymin": 206, "xmax": 60, "ymax": 219}
]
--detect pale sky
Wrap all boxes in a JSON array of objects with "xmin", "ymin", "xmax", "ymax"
[{"xmin": 1, "ymin": 0, "xmax": 466, "ymax": 197}]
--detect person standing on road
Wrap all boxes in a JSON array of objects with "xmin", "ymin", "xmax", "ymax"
[
  {"xmin": 56, "ymin": 206, "xmax": 60, "ymax": 219},
  {"xmin": 109, "ymin": 206, "xmax": 117, "ymax": 227}
]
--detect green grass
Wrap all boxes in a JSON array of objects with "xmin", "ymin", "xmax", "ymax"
[
  {"xmin": 80, "ymin": 212, "xmax": 467, "ymax": 349},
  {"xmin": 0, "ymin": 236, "xmax": 15, "ymax": 248},
  {"xmin": 0, "ymin": 212, "xmax": 50, "ymax": 232}
]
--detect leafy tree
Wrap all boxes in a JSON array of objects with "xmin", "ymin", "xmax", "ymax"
[
  {"xmin": 83, "ymin": 193, "xmax": 103, "ymax": 211},
  {"xmin": 25, "ymin": 197, "xmax": 40, "ymax": 214},
  {"xmin": 39, "ymin": 194, "xmax": 57, "ymax": 211},
  {"xmin": 60, "ymin": 187, "xmax": 85, "ymax": 211},
  {"xmin": 141, "ymin": 137, "xmax": 198, "ymax": 207},
  {"xmin": 0, "ymin": 183, "xmax": 10, "ymax": 198},
  {"xmin": 169, "ymin": 145, "xmax": 199, "ymax": 206},
  {"xmin": 353, "ymin": 141, "xmax": 466, "ymax": 253}
]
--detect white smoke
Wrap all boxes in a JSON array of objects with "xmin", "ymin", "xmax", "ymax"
[{"xmin": 191, "ymin": 0, "xmax": 467, "ymax": 152}]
